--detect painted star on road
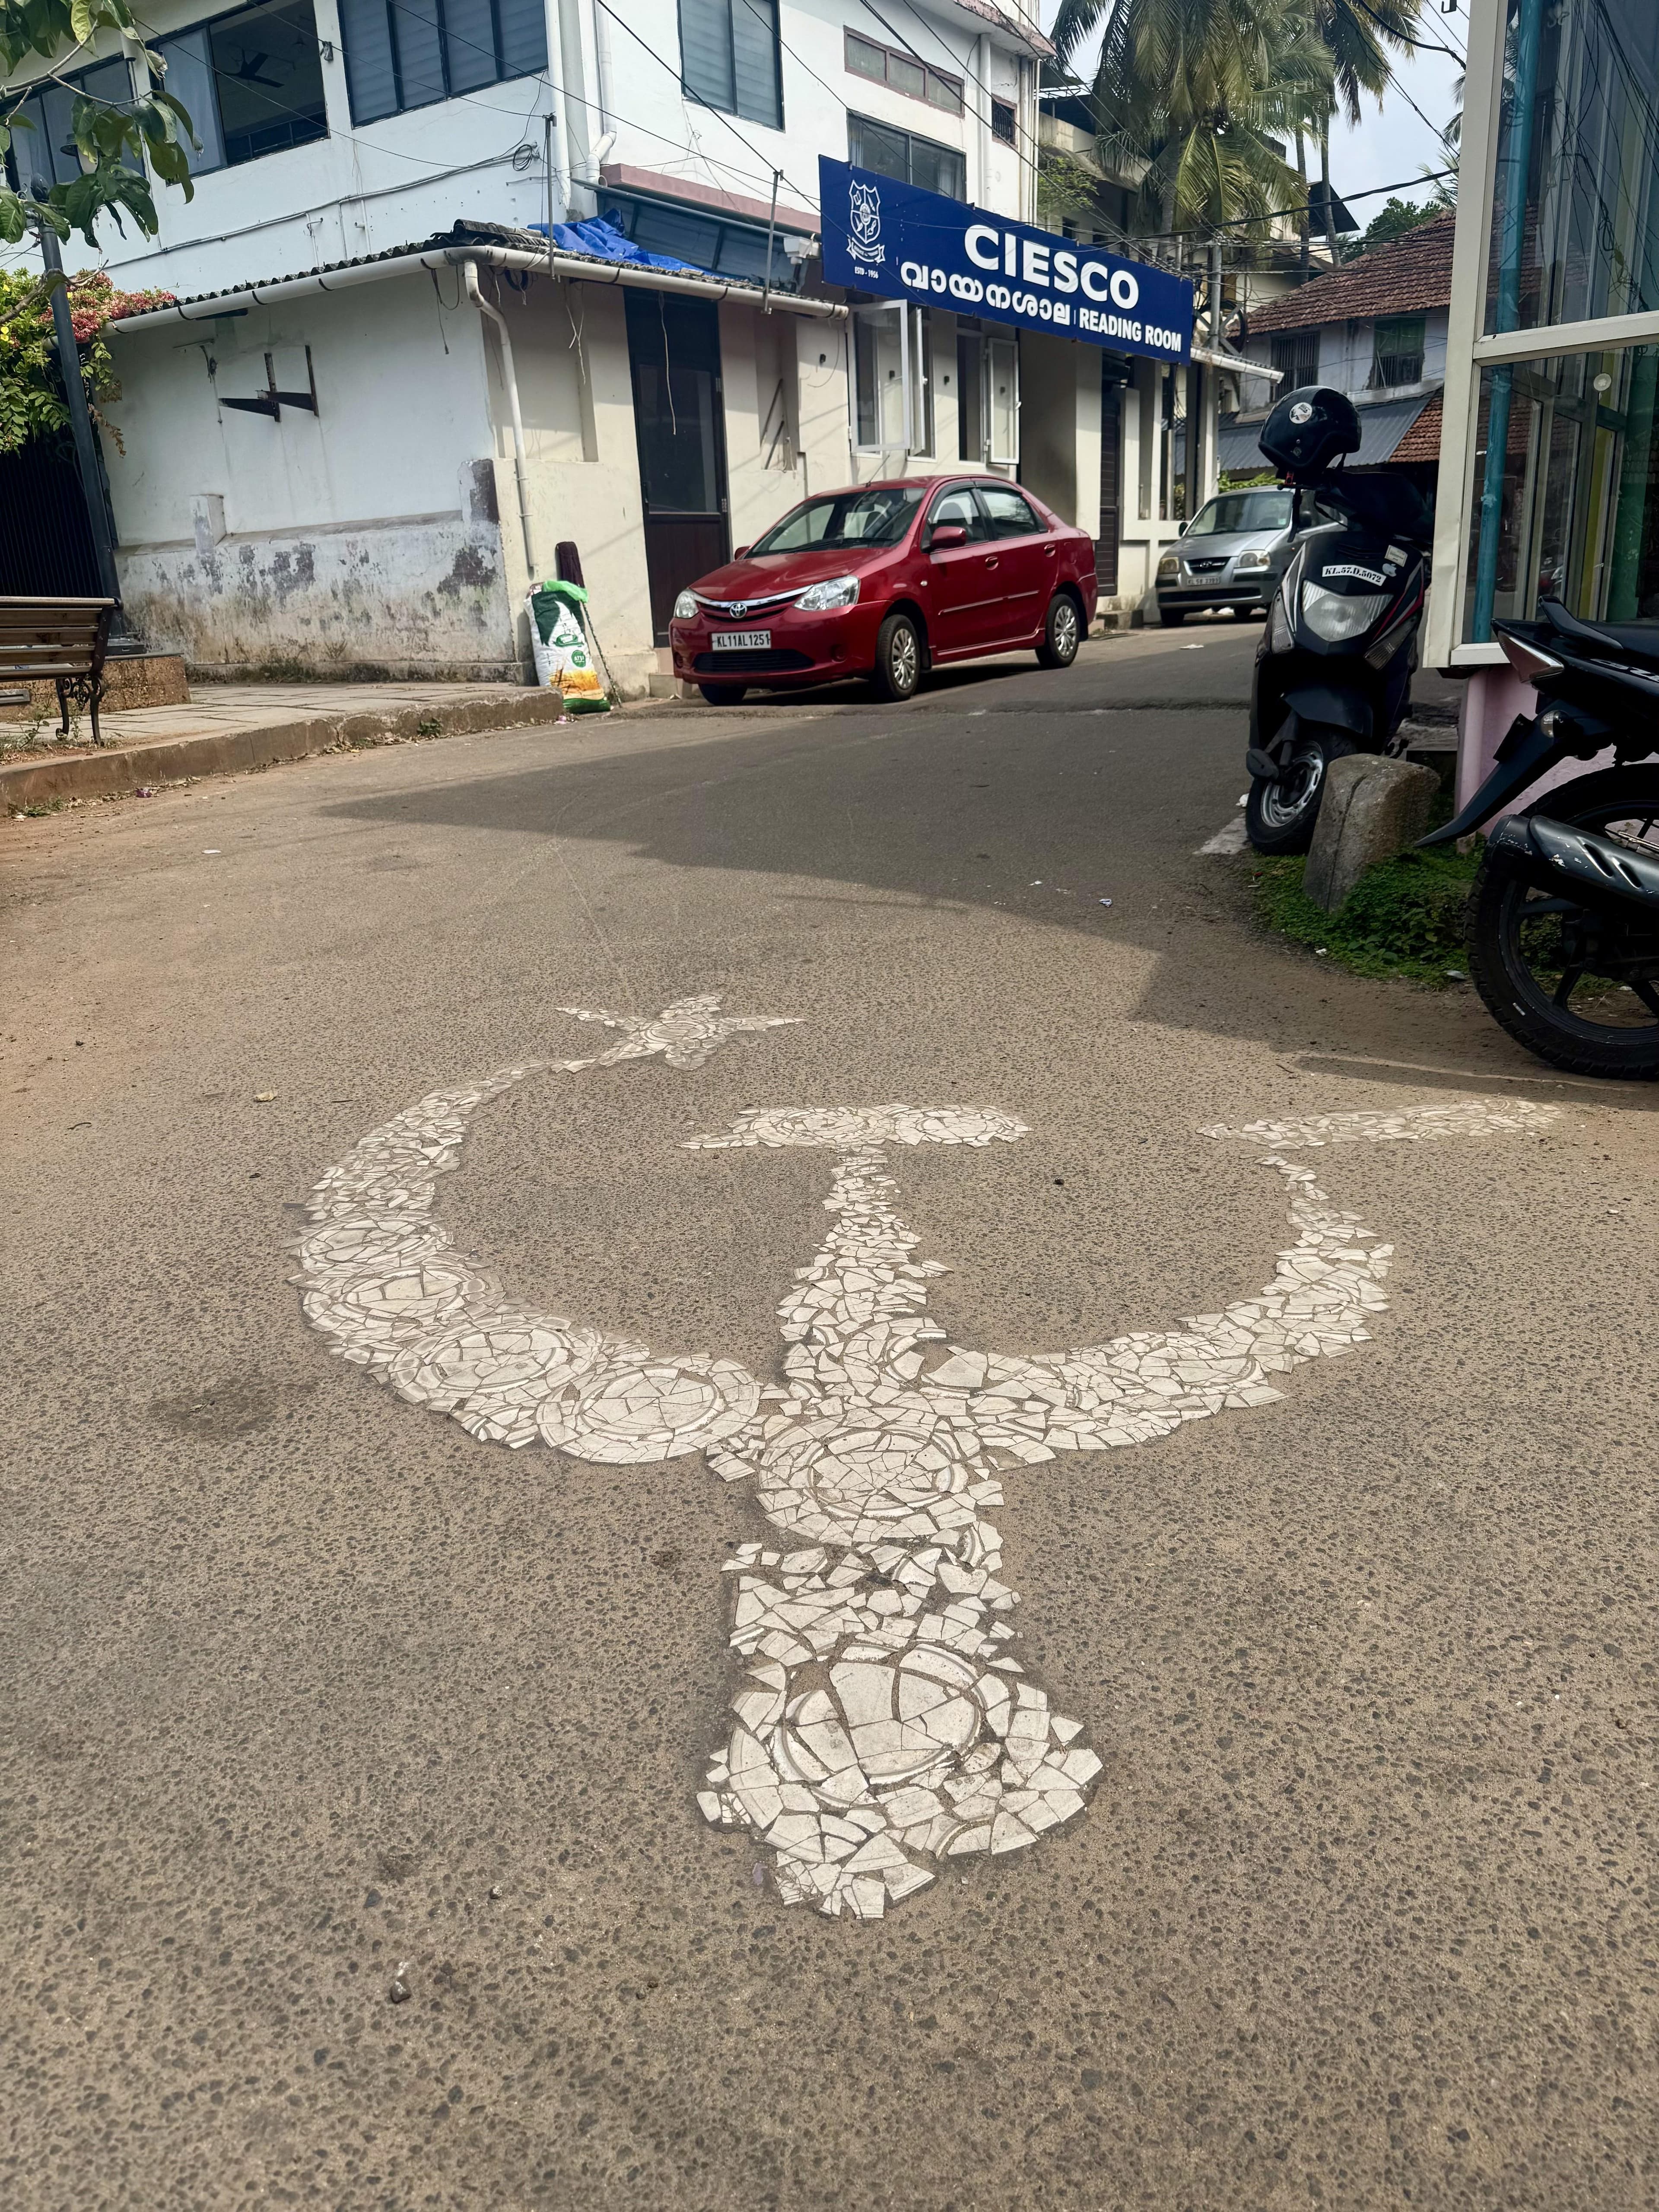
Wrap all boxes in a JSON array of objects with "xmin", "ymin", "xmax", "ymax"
[{"xmin": 555, "ymin": 992, "xmax": 802, "ymax": 1071}]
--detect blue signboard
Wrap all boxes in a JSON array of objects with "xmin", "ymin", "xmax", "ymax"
[{"xmin": 818, "ymin": 158, "xmax": 1193, "ymax": 364}]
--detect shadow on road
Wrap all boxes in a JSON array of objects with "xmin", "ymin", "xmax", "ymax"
[{"xmin": 322, "ymin": 632, "xmax": 1655, "ymax": 1110}]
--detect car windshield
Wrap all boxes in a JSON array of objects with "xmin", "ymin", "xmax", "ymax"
[
  {"xmin": 1186, "ymin": 491, "xmax": 1293, "ymax": 537},
  {"xmin": 747, "ymin": 486, "xmax": 925, "ymax": 554}
]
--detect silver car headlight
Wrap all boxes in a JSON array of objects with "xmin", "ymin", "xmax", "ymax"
[
  {"xmin": 1157, "ymin": 554, "xmax": 1179, "ymax": 582},
  {"xmin": 794, "ymin": 574, "xmax": 860, "ymax": 611},
  {"xmin": 1234, "ymin": 547, "xmax": 1272, "ymax": 574},
  {"xmin": 672, "ymin": 590, "xmax": 699, "ymax": 620},
  {"xmin": 1301, "ymin": 581, "xmax": 1392, "ymax": 642}
]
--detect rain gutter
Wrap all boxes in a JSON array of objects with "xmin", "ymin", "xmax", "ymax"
[{"xmin": 106, "ymin": 244, "xmax": 850, "ymax": 331}]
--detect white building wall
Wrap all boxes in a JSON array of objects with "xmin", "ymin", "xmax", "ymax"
[
  {"xmin": 11, "ymin": 0, "xmax": 1070, "ymax": 678},
  {"xmin": 103, "ymin": 273, "xmax": 519, "ymax": 677}
]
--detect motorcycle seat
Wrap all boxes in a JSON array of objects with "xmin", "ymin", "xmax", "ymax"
[{"xmin": 1540, "ymin": 597, "xmax": 1659, "ymax": 667}]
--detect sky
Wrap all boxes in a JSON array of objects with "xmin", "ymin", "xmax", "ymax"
[
  {"xmin": 1328, "ymin": 40, "xmax": 1465, "ymax": 214},
  {"xmin": 1040, "ymin": 3, "xmax": 1468, "ymax": 226}
]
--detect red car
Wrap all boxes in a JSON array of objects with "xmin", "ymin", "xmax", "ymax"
[{"xmin": 668, "ymin": 474, "xmax": 1097, "ymax": 706}]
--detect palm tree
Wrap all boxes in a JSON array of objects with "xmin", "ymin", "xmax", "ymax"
[{"xmin": 1049, "ymin": 0, "xmax": 1333, "ymax": 243}]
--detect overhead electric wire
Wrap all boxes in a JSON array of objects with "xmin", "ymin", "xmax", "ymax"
[
  {"xmin": 588, "ymin": 0, "xmax": 819, "ymax": 212},
  {"xmin": 1350, "ymin": 0, "xmax": 1466, "ymax": 67},
  {"xmin": 860, "ymin": 0, "xmax": 1043, "ymax": 197}
]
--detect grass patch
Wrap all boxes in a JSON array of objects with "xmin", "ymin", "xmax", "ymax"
[{"xmin": 1252, "ymin": 843, "xmax": 1480, "ymax": 984}]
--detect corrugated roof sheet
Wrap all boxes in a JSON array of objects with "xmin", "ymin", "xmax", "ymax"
[
  {"xmin": 1211, "ymin": 389, "xmax": 1436, "ymax": 474},
  {"xmin": 1243, "ymin": 213, "xmax": 1456, "ymax": 334},
  {"xmin": 105, "ymin": 219, "xmax": 761, "ymax": 320}
]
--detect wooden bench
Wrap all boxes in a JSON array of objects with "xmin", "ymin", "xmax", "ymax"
[{"xmin": 0, "ymin": 597, "xmax": 117, "ymax": 747}]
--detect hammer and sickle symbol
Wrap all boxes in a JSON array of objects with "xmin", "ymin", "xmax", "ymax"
[{"xmin": 294, "ymin": 998, "xmax": 1557, "ymax": 1918}]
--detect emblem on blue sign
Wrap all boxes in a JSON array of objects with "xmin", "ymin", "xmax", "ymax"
[{"xmin": 849, "ymin": 178, "xmax": 885, "ymax": 273}]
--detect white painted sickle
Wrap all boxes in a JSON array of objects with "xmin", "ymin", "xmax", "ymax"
[{"xmin": 293, "ymin": 1014, "xmax": 1557, "ymax": 1918}]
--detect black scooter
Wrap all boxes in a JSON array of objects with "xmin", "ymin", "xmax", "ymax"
[
  {"xmin": 1422, "ymin": 600, "xmax": 1659, "ymax": 1079},
  {"xmin": 1243, "ymin": 386, "xmax": 1433, "ymax": 855}
]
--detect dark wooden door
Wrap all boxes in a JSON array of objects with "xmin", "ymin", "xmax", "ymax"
[
  {"xmin": 625, "ymin": 290, "xmax": 729, "ymax": 644},
  {"xmin": 1096, "ymin": 373, "xmax": 1123, "ymax": 596}
]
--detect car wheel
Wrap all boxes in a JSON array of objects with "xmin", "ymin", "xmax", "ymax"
[
  {"xmin": 871, "ymin": 611, "xmax": 923, "ymax": 701},
  {"xmin": 1036, "ymin": 592, "xmax": 1082, "ymax": 668},
  {"xmin": 1160, "ymin": 607, "xmax": 1185, "ymax": 628},
  {"xmin": 698, "ymin": 682, "xmax": 747, "ymax": 706}
]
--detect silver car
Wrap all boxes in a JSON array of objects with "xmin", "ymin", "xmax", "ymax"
[{"xmin": 1155, "ymin": 487, "xmax": 1297, "ymax": 626}]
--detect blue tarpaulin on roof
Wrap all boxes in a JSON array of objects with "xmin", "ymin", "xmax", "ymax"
[{"xmin": 528, "ymin": 216, "xmax": 702, "ymax": 273}]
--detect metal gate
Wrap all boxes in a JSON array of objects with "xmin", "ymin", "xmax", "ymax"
[{"xmin": 0, "ymin": 434, "xmax": 103, "ymax": 597}]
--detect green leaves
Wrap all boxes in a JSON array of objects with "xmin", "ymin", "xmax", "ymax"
[
  {"xmin": 1050, "ymin": 0, "xmax": 1426, "ymax": 239},
  {"xmin": 1, "ymin": 0, "xmax": 194, "ymax": 243}
]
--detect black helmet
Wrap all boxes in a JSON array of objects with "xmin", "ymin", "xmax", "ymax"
[{"xmin": 1259, "ymin": 385, "xmax": 1361, "ymax": 478}]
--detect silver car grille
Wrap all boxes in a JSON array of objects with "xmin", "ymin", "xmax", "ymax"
[{"xmin": 695, "ymin": 587, "xmax": 803, "ymax": 618}]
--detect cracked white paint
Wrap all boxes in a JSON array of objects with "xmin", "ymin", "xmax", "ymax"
[{"xmin": 293, "ymin": 1012, "xmax": 1559, "ymax": 1918}]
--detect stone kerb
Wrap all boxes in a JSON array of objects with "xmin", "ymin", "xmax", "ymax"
[{"xmin": 1304, "ymin": 753, "xmax": 1441, "ymax": 912}]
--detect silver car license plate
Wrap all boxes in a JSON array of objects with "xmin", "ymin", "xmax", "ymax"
[{"xmin": 712, "ymin": 629, "xmax": 770, "ymax": 651}]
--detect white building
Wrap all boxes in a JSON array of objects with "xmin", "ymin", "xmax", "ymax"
[{"xmin": 5, "ymin": 0, "xmax": 1169, "ymax": 687}]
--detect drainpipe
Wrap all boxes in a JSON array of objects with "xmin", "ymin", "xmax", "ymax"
[{"xmin": 461, "ymin": 260, "xmax": 539, "ymax": 584}]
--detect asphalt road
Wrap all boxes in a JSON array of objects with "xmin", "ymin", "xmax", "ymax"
[{"xmin": 4, "ymin": 622, "xmax": 1656, "ymax": 2211}]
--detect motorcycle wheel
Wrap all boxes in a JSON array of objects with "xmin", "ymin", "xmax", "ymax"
[
  {"xmin": 1466, "ymin": 766, "xmax": 1659, "ymax": 1078},
  {"xmin": 1244, "ymin": 727, "xmax": 1357, "ymax": 856}
]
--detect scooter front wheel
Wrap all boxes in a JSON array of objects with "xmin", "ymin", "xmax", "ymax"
[
  {"xmin": 1466, "ymin": 766, "xmax": 1659, "ymax": 1078},
  {"xmin": 1245, "ymin": 728, "xmax": 1355, "ymax": 856}
]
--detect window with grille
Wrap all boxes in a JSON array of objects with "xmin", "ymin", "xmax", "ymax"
[
  {"xmin": 990, "ymin": 99, "xmax": 1015, "ymax": 145},
  {"xmin": 844, "ymin": 31, "xmax": 962, "ymax": 115},
  {"xmin": 1269, "ymin": 331, "xmax": 1319, "ymax": 388},
  {"xmin": 678, "ymin": 0, "xmax": 782, "ymax": 130},
  {"xmin": 10, "ymin": 54, "xmax": 141, "ymax": 190},
  {"xmin": 152, "ymin": 0, "xmax": 328, "ymax": 172},
  {"xmin": 337, "ymin": 0, "xmax": 546, "ymax": 124},
  {"xmin": 1370, "ymin": 315, "xmax": 1425, "ymax": 388},
  {"xmin": 848, "ymin": 113, "xmax": 964, "ymax": 200}
]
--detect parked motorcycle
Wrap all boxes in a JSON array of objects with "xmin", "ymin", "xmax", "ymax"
[
  {"xmin": 1421, "ymin": 600, "xmax": 1659, "ymax": 1079},
  {"xmin": 1243, "ymin": 386, "xmax": 1434, "ymax": 855}
]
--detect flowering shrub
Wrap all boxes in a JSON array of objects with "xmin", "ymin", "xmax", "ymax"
[{"xmin": 0, "ymin": 267, "xmax": 174, "ymax": 454}]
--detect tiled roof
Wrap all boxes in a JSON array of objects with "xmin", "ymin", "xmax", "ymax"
[
  {"xmin": 1243, "ymin": 213, "xmax": 1457, "ymax": 334},
  {"xmin": 1390, "ymin": 390, "xmax": 1443, "ymax": 464}
]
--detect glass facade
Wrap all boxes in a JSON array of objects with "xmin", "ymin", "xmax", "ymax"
[
  {"xmin": 1464, "ymin": 343, "xmax": 1659, "ymax": 633},
  {"xmin": 1486, "ymin": 0, "xmax": 1659, "ymax": 334}
]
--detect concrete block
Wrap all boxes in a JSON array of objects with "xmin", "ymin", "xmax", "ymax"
[{"xmin": 1304, "ymin": 753, "xmax": 1441, "ymax": 912}]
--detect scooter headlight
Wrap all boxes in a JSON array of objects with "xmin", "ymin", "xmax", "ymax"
[
  {"xmin": 1300, "ymin": 580, "xmax": 1392, "ymax": 642},
  {"xmin": 1268, "ymin": 593, "xmax": 1294, "ymax": 653}
]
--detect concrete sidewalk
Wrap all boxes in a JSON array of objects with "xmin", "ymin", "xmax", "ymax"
[{"xmin": 0, "ymin": 678, "xmax": 575, "ymax": 812}]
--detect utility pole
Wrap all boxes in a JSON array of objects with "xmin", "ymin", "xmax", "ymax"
[{"xmin": 34, "ymin": 211, "xmax": 125, "ymax": 626}]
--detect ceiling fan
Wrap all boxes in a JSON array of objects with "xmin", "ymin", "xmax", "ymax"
[{"xmin": 226, "ymin": 49, "xmax": 285, "ymax": 87}]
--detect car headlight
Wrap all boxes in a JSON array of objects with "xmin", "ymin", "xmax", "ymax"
[
  {"xmin": 672, "ymin": 590, "xmax": 699, "ymax": 620},
  {"xmin": 1300, "ymin": 581, "xmax": 1392, "ymax": 642},
  {"xmin": 793, "ymin": 574, "xmax": 860, "ymax": 612},
  {"xmin": 1235, "ymin": 548, "xmax": 1272, "ymax": 574},
  {"xmin": 1157, "ymin": 555, "xmax": 1179, "ymax": 582}
]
